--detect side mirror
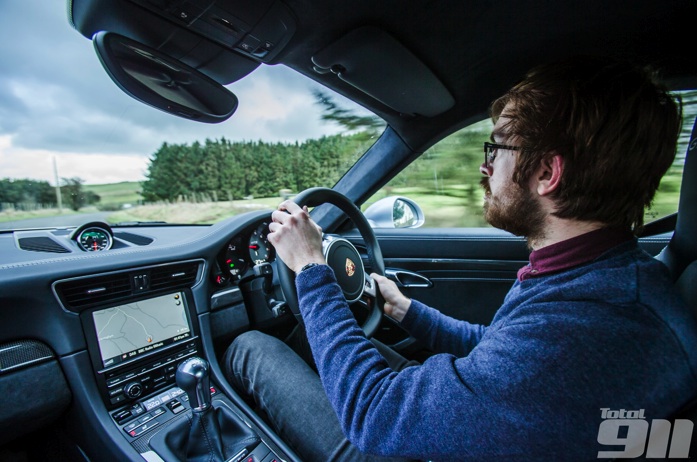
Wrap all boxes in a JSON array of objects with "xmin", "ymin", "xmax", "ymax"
[
  {"xmin": 93, "ymin": 31, "xmax": 238, "ymax": 123},
  {"xmin": 364, "ymin": 196, "xmax": 425, "ymax": 228}
]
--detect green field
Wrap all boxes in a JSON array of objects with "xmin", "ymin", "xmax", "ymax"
[{"xmin": 85, "ymin": 181, "xmax": 143, "ymax": 209}]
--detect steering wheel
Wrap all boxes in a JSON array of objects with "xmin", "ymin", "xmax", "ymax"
[{"xmin": 276, "ymin": 187, "xmax": 385, "ymax": 338}]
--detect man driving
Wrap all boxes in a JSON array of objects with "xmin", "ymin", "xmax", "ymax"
[{"xmin": 225, "ymin": 56, "xmax": 697, "ymax": 461}]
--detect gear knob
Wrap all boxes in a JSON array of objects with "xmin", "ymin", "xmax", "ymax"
[{"xmin": 176, "ymin": 357, "xmax": 211, "ymax": 412}]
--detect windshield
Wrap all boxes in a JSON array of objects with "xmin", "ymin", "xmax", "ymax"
[{"xmin": 0, "ymin": 0, "xmax": 383, "ymax": 230}]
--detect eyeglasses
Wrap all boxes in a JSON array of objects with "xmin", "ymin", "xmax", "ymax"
[{"xmin": 483, "ymin": 142, "xmax": 520, "ymax": 169}]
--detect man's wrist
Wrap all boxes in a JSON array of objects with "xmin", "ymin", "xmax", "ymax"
[
  {"xmin": 392, "ymin": 298, "xmax": 411, "ymax": 322},
  {"xmin": 298, "ymin": 262, "xmax": 321, "ymax": 274}
]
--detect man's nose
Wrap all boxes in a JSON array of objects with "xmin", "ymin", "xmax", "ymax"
[{"xmin": 480, "ymin": 162, "xmax": 492, "ymax": 177}]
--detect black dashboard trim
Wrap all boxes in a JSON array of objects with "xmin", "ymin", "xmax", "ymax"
[{"xmin": 50, "ymin": 259, "xmax": 206, "ymax": 315}]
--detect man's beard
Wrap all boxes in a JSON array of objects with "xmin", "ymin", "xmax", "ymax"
[{"xmin": 480, "ymin": 177, "xmax": 546, "ymax": 244}]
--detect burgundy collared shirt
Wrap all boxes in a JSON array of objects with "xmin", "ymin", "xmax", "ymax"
[{"xmin": 517, "ymin": 227, "xmax": 635, "ymax": 282}]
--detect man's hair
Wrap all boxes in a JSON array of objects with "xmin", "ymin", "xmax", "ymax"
[{"xmin": 490, "ymin": 56, "xmax": 682, "ymax": 232}]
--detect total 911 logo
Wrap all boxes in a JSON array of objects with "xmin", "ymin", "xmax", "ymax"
[{"xmin": 597, "ymin": 408, "xmax": 694, "ymax": 458}]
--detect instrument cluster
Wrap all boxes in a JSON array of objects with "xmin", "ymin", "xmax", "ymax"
[{"xmin": 218, "ymin": 221, "xmax": 275, "ymax": 282}]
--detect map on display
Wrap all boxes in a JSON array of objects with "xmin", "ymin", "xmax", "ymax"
[{"xmin": 93, "ymin": 292, "xmax": 191, "ymax": 367}]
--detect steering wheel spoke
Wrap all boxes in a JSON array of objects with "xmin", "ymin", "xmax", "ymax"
[{"xmin": 363, "ymin": 273, "xmax": 377, "ymax": 298}]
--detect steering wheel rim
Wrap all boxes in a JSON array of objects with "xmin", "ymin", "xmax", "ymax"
[{"xmin": 276, "ymin": 187, "xmax": 385, "ymax": 338}]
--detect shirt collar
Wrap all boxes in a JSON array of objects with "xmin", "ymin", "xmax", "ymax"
[{"xmin": 517, "ymin": 227, "xmax": 635, "ymax": 282}]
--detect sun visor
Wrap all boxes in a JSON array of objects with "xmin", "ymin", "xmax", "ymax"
[{"xmin": 312, "ymin": 27, "xmax": 454, "ymax": 118}]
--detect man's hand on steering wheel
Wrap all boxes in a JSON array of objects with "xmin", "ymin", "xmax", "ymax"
[
  {"xmin": 267, "ymin": 188, "xmax": 386, "ymax": 337},
  {"xmin": 268, "ymin": 200, "xmax": 326, "ymax": 274}
]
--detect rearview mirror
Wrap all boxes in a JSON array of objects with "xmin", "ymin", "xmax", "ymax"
[{"xmin": 93, "ymin": 31, "xmax": 238, "ymax": 123}]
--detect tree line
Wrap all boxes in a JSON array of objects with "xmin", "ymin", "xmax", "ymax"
[
  {"xmin": 140, "ymin": 134, "xmax": 375, "ymax": 202},
  {"xmin": 0, "ymin": 177, "xmax": 99, "ymax": 211}
]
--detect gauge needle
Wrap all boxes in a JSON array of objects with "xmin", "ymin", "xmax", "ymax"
[
  {"xmin": 249, "ymin": 244, "xmax": 259, "ymax": 250},
  {"xmin": 93, "ymin": 241, "xmax": 98, "ymax": 251}
]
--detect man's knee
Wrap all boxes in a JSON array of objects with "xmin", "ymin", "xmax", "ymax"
[
  {"xmin": 229, "ymin": 330, "xmax": 272, "ymax": 355},
  {"xmin": 225, "ymin": 330, "xmax": 272, "ymax": 385}
]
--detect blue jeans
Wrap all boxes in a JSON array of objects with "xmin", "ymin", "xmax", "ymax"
[{"xmin": 224, "ymin": 330, "xmax": 417, "ymax": 462}]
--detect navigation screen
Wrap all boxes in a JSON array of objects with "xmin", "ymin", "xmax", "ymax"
[{"xmin": 92, "ymin": 292, "xmax": 191, "ymax": 368}]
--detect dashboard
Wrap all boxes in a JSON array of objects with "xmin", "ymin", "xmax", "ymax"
[{"xmin": 0, "ymin": 209, "xmax": 298, "ymax": 461}]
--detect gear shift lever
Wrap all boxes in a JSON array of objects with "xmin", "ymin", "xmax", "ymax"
[
  {"xmin": 176, "ymin": 357, "xmax": 211, "ymax": 412},
  {"xmin": 150, "ymin": 356, "xmax": 261, "ymax": 461}
]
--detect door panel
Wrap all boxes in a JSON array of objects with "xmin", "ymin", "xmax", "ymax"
[{"xmin": 346, "ymin": 228, "xmax": 672, "ymax": 350}]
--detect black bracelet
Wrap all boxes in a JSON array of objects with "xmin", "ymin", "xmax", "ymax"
[{"xmin": 299, "ymin": 262, "xmax": 320, "ymax": 273}]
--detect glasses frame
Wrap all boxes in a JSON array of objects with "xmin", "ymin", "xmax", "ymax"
[{"xmin": 483, "ymin": 142, "xmax": 520, "ymax": 169}]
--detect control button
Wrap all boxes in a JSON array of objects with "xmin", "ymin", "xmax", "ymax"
[
  {"xmin": 110, "ymin": 394, "xmax": 127, "ymax": 405},
  {"xmin": 107, "ymin": 376, "xmax": 125, "ymax": 387},
  {"xmin": 112, "ymin": 409, "xmax": 132, "ymax": 424},
  {"xmin": 124, "ymin": 421, "xmax": 139, "ymax": 432},
  {"xmin": 143, "ymin": 398, "xmax": 162, "ymax": 411},
  {"xmin": 167, "ymin": 399, "xmax": 185, "ymax": 414},
  {"xmin": 132, "ymin": 273, "xmax": 150, "ymax": 291},
  {"xmin": 125, "ymin": 420, "xmax": 160, "ymax": 438},
  {"xmin": 139, "ymin": 413, "xmax": 154, "ymax": 425},
  {"xmin": 131, "ymin": 403, "xmax": 145, "ymax": 416},
  {"xmin": 238, "ymin": 34, "xmax": 261, "ymax": 53},
  {"xmin": 151, "ymin": 407, "xmax": 166, "ymax": 418},
  {"xmin": 123, "ymin": 382, "xmax": 143, "ymax": 399}
]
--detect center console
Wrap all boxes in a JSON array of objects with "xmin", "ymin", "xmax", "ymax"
[{"xmin": 76, "ymin": 283, "xmax": 283, "ymax": 461}]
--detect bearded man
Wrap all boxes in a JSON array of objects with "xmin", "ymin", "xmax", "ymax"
[{"xmin": 225, "ymin": 56, "xmax": 697, "ymax": 461}]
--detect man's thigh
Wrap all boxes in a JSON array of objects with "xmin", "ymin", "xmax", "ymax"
[{"xmin": 224, "ymin": 330, "xmax": 411, "ymax": 462}]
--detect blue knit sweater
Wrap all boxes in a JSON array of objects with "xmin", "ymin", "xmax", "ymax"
[{"xmin": 296, "ymin": 240, "xmax": 697, "ymax": 461}]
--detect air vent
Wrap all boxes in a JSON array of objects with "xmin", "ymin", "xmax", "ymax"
[
  {"xmin": 18, "ymin": 237, "xmax": 70, "ymax": 253},
  {"xmin": 54, "ymin": 261, "xmax": 202, "ymax": 312},
  {"xmin": 150, "ymin": 262, "xmax": 199, "ymax": 291},
  {"xmin": 56, "ymin": 273, "xmax": 132, "ymax": 310},
  {"xmin": 114, "ymin": 231, "xmax": 154, "ymax": 246}
]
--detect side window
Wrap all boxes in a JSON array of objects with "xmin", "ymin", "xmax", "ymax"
[
  {"xmin": 367, "ymin": 90, "xmax": 695, "ymax": 229},
  {"xmin": 649, "ymin": 90, "xmax": 696, "ymax": 223},
  {"xmin": 365, "ymin": 119, "xmax": 494, "ymax": 228}
]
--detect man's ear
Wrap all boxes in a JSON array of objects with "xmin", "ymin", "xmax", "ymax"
[{"xmin": 535, "ymin": 154, "xmax": 563, "ymax": 196}]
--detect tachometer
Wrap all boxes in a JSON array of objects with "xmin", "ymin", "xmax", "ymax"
[
  {"xmin": 248, "ymin": 222, "xmax": 275, "ymax": 265},
  {"xmin": 77, "ymin": 227, "xmax": 113, "ymax": 252}
]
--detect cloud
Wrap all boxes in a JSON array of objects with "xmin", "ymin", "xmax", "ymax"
[
  {"xmin": 0, "ymin": 0, "xmax": 378, "ymax": 183},
  {"xmin": 0, "ymin": 135, "xmax": 149, "ymax": 185}
]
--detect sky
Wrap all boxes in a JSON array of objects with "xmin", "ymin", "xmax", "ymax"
[{"xmin": 0, "ymin": 0, "xmax": 352, "ymax": 185}]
